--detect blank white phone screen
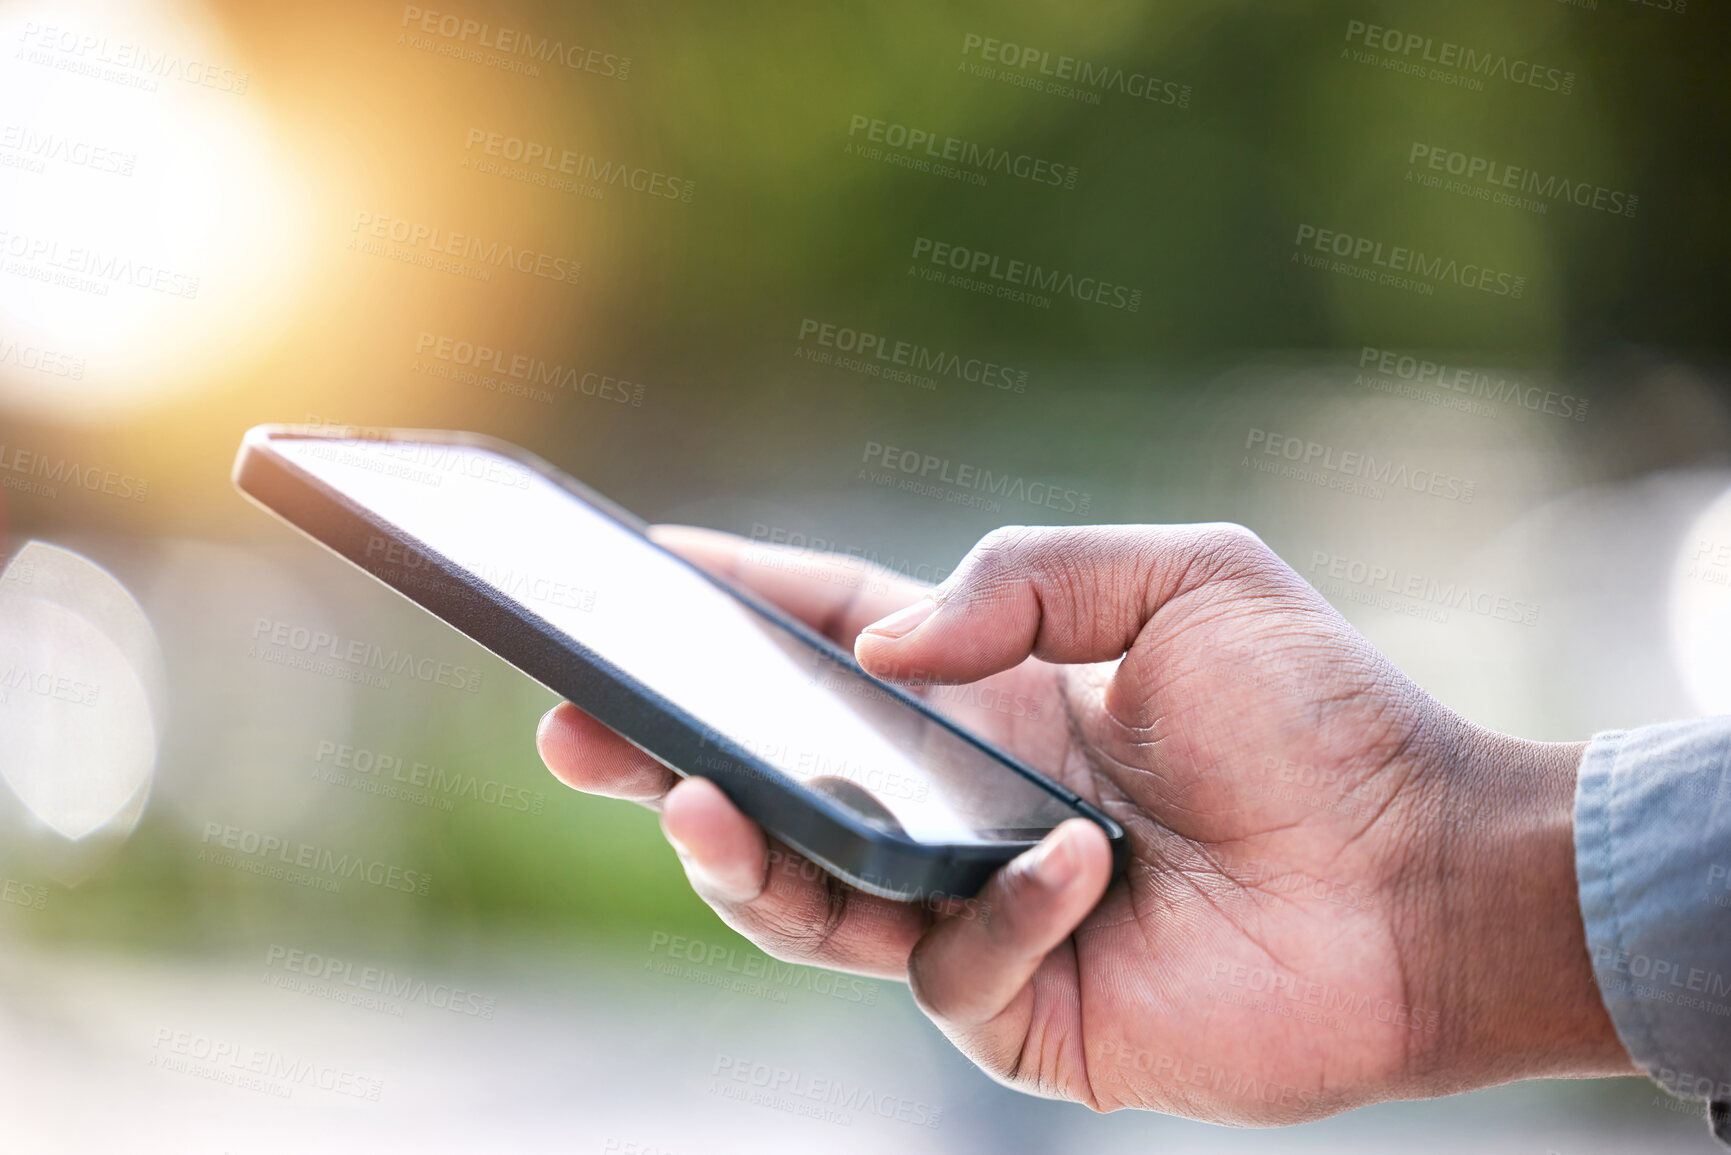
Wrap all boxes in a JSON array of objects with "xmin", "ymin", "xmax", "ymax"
[{"xmin": 272, "ymin": 436, "xmax": 1078, "ymax": 845}]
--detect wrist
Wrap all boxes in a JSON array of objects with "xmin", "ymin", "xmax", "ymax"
[{"xmin": 1406, "ymin": 726, "xmax": 1635, "ymax": 1090}]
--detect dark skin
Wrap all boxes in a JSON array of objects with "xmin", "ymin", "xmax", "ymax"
[{"xmin": 539, "ymin": 523, "xmax": 1635, "ymax": 1123}]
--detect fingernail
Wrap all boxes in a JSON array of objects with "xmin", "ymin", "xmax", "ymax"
[
  {"xmin": 1029, "ymin": 824, "xmax": 1081, "ymax": 890},
  {"xmin": 683, "ymin": 858, "xmax": 727, "ymax": 893},
  {"xmin": 666, "ymin": 831, "xmax": 753, "ymax": 902},
  {"xmin": 667, "ymin": 834, "xmax": 720, "ymax": 887},
  {"xmin": 861, "ymin": 597, "xmax": 937, "ymax": 640}
]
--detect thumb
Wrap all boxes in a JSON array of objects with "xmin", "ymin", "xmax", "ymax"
[
  {"xmin": 854, "ymin": 523, "xmax": 1278, "ymax": 684},
  {"xmin": 907, "ymin": 817, "xmax": 1112, "ymax": 1040}
]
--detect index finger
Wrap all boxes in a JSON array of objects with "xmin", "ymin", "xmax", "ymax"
[{"xmin": 539, "ymin": 526, "xmax": 939, "ymax": 804}]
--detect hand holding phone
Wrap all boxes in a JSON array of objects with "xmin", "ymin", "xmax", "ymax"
[{"xmin": 544, "ymin": 521, "xmax": 1624, "ymax": 1124}]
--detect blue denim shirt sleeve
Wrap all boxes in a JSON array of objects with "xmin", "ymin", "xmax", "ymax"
[{"xmin": 1576, "ymin": 718, "xmax": 1731, "ymax": 1145}]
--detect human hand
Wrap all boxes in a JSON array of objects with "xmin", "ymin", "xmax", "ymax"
[{"xmin": 538, "ymin": 523, "xmax": 1633, "ymax": 1122}]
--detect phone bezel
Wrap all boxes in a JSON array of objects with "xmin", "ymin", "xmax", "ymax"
[{"xmin": 232, "ymin": 423, "xmax": 1126, "ymax": 899}]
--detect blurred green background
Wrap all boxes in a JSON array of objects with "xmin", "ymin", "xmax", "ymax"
[{"xmin": 1, "ymin": 0, "xmax": 1728, "ymax": 1149}]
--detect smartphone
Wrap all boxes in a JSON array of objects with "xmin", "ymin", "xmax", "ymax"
[{"xmin": 232, "ymin": 425, "xmax": 1126, "ymax": 900}]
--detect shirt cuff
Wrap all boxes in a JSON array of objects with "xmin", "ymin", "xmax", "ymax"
[{"xmin": 1576, "ymin": 720, "xmax": 1731, "ymax": 1144}]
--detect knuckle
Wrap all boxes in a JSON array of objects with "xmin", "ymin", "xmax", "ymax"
[
  {"xmin": 1200, "ymin": 520, "xmax": 1263, "ymax": 552},
  {"xmin": 751, "ymin": 933, "xmax": 822, "ymax": 967},
  {"xmin": 735, "ymin": 876, "xmax": 851, "ymax": 965},
  {"xmin": 966, "ymin": 525, "xmax": 1038, "ymax": 574},
  {"xmin": 1191, "ymin": 522, "xmax": 1277, "ymax": 581},
  {"xmin": 985, "ymin": 859, "xmax": 1044, "ymax": 937},
  {"xmin": 712, "ymin": 903, "xmax": 817, "ymax": 964},
  {"xmin": 945, "ymin": 526, "xmax": 1042, "ymax": 608},
  {"xmin": 904, "ymin": 945, "xmax": 949, "ymax": 1019}
]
